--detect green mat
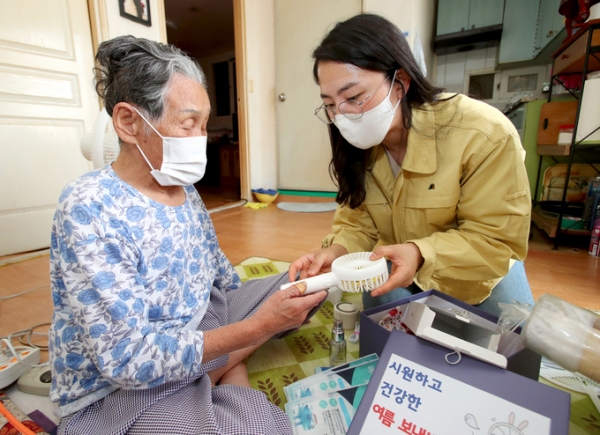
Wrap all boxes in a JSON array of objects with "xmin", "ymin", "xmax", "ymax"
[{"xmin": 234, "ymin": 258, "xmax": 600, "ymax": 434}]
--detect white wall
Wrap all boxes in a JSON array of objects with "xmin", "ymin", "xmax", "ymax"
[
  {"xmin": 90, "ymin": 0, "xmax": 165, "ymax": 44},
  {"xmin": 241, "ymin": 0, "xmax": 278, "ymax": 190},
  {"xmin": 434, "ymin": 46, "xmax": 553, "ymax": 106},
  {"xmin": 435, "ymin": 46, "xmax": 499, "ymax": 93},
  {"xmin": 363, "ymin": 0, "xmax": 435, "ymax": 80},
  {"xmin": 411, "ymin": 0, "xmax": 436, "ymax": 80}
]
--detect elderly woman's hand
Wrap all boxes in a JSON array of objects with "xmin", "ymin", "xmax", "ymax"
[
  {"xmin": 252, "ymin": 283, "xmax": 328, "ymax": 335},
  {"xmin": 368, "ymin": 243, "xmax": 424, "ymax": 297}
]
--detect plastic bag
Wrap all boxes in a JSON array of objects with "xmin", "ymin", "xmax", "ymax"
[{"xmin": 499, "ymin": 294, "xmax": 600, "ymax": 382}]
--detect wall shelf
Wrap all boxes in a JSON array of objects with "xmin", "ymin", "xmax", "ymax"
[
  {"xmin": 536, "ymin": 145, "xmax": 571, "ymax": 156},
  {"xmin": 532, "ymin": 206, "xmax": 591, "ymax": 238}
]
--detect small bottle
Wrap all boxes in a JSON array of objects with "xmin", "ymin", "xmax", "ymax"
[
  {"xmin": 329, "ymin": 317, "xmax": 347, "ymax": 367},
  {"xmin": 589, "ymin": 213, "xmax": 600, "ymax": 257}
]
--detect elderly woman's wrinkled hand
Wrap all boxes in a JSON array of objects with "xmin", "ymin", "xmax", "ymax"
[{"xmin": 253, "ymin": 283, "xmax": 328, "ymax": 335}]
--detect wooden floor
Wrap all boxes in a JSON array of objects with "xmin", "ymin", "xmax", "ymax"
[{"xmin": 1, "ymin": 201, "xmax": 599, "ymax": 363}]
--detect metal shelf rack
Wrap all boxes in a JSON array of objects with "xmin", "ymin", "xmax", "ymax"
[{"xmin": 532, "ymin": 19, "xmax": 600, "ymax": 249}]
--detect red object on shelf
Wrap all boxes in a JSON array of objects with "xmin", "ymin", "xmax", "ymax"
[{"xmin": 560, "ymin": 0, "xmax": 593, "ymax": 39}]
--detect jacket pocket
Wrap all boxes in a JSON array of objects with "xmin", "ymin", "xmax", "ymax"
[
  {"xmin": 504, "ymin": 188, "xmax": 528, "ymax": 201},
  {"xmin": 403, "ymin": 192, "xmax": 459, "ymax": 238}
]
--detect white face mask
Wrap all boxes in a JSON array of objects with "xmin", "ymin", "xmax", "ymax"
[
  {"xmin": 133, "ymin": 108, "xmax": 208, "ymax": 186},
  {"xmin": 333, "ymin": 74, "xmax": 401, "ymax": 150}
]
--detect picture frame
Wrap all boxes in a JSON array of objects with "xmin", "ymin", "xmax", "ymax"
[{"xmin": 119, "ymin": 0, "xmax": 152, "ymax": 27}]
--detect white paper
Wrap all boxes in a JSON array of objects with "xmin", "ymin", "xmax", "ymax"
[{"xmin": 359, "ymin": 353, "xmax": 551, "ymax": 435}]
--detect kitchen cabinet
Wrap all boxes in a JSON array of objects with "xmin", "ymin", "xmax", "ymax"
[
  {"xmin": 499, "ymin": 0, "xmax": 542, "ymax": 63},
  {"xmin": 436, "ymin": 0, "xmax": 469, "ymax": 35},
  {"xmin": 499, "ymin": 0, "xmax": 563, "ymax": 64},
  {"xmin": 436, "ymin": 0, "xmax": 504, "ymax": 35},
  {"xmin": 535, "ymin": 0, "xmax": 567, "ymax": 56}
]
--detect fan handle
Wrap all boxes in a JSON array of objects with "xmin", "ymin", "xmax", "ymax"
[{"xmin": 279, "ymin": 272, "xmax": 338, "ymax": 294}]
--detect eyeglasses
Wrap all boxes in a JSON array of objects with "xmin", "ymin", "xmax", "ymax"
[{"xmin": 314, "ymin": 76, "xmax": 391, "ymax": 124}]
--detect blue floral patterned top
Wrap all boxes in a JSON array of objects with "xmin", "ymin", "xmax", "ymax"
[{"xmin": 48, "ymin": 165, "xmax": 241, "ymax": 416}]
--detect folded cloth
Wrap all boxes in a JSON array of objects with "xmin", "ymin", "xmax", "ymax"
[
  {"xmin": 378, "ymin": 306, "xmax": 411, "ymax": 333},
  {"xmin": 0, "ymin": 391, "xmax": 50, "ymax": 435}
]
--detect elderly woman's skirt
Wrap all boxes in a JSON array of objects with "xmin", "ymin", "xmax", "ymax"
[{"xmin": 57, "ymin": 272, "xmax": 310, "ymax": 435}]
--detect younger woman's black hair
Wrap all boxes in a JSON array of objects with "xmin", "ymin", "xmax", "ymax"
[{"xmin": 312, "ymin": 13, "xmax": 446, "ymax": 208}]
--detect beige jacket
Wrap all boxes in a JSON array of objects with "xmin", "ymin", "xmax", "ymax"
[{"xmin": 322, "ymin": 93, "xmax": 531, "ymax": 305}]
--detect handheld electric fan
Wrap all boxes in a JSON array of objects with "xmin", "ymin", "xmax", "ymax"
[{"xmin": 280, "ymin": 252, "xmax": 389, "ymax": 295}]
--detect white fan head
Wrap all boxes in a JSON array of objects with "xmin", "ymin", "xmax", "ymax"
[
  {"xmin": 331, "ymin": 252, "xmax": 388, "ymax": 292},
  {"xmin": 80, "ymin": 108, "xmax": 120, "ymax": 168},
  {"xmin": 280, "ymin": 252, "xmax": 389, "ymax": 294}
]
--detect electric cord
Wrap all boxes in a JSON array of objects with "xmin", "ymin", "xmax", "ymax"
[
  {"xmin": 0, "ymin": 284, "xmax": 50, "ymax": 300},
  {"xmin": 0, "ymin": 338, "xmax": 48, "ymax": 369},
  {"xmin": 0, "ymin": 284, "xmax": 52, "ymax": 359},
  {"xmin": 207, "ymin": 199, "xmax": 248, "ymax": 214},
  {"xmin": 5, "ymin": 323, "xmax": 51, "ymax": 351},
  {"xmin": 348, "ymin": 321, "xmax": 360, "ymax": 344}
]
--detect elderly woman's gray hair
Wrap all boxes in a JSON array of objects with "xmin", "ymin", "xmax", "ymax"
[{"xmin": 94, "ymin": 35, "xmax": 206, "ymax": 122}]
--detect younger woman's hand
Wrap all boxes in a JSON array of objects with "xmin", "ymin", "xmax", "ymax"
[
  {"xmin": 369, "ymin": 243, "xmax": 423, "ymax": 297},
  {"xmin": 288, "ymin": 244, "xmax": 348, "ymax": 282}
]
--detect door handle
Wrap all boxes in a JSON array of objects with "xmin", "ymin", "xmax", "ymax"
[{"xmin": 278, "ymin": 93, "xmax": 286, "ymax": 102}]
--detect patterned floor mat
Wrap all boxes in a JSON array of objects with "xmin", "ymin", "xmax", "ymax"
[{"xmin": 234, "ymin": 257, "xmax": 362, "ymax": 410}]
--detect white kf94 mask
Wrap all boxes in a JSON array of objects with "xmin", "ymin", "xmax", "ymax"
[
  {"xmin": 334, "ymin": 73, "xmax": 401, "ymax": 150},
  {"xmin": 133, "ymin": 107, "xmax": 208, "ymax": 186}
]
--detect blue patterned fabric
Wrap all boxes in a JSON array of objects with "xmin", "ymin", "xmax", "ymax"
[{"xmin": 48, "ymin": 165, "xmax": 241, "ymax": 416}]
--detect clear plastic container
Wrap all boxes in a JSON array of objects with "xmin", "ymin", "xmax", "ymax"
[{"xmin": 521, "ymin": 294, "xmax": 600, "ymax": 382}]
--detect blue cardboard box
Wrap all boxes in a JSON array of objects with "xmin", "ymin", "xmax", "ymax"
[
  {"xmin": 348, "ymin": 329, "xmax": 570, "ymax": 434},
  {"xmin": 360, "ymin": 290, "xmax": 542, "ymax": 380}
]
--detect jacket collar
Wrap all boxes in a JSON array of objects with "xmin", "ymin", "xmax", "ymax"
[
  {"xmin": 369, "ymin": 102, "xmax": 438, "ymax": 181},
  {"xmin": 401, "ymin": 104, "xmax": 437, "ymax": 174}
]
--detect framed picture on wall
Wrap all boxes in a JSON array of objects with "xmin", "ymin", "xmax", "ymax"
[{"xmin": 119, "ymin": 0, "xmax": 152, "ymax": 27}]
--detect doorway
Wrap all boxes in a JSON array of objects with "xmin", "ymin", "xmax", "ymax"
[{"xmin": 164, "ymin": 0, "xmax": 241, "ymax": 209}]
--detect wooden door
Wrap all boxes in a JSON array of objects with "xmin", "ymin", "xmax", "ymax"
[
  {"xmin": 0, "ymin": 0, "xmax": 98, "ymax": 255},
  {"xmin": 275, "ymin": 0, "xmax": 361, "ymax": 192}
]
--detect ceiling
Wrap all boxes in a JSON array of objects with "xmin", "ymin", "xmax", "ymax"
[{"xmin": 164, "ymin": 0, "xmax": 235, "ymax": 59}]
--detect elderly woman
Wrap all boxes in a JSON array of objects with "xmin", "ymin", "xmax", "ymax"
[{"xmin": 49, "ymin": 35, "xmax": 326, "ymax": 434}]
